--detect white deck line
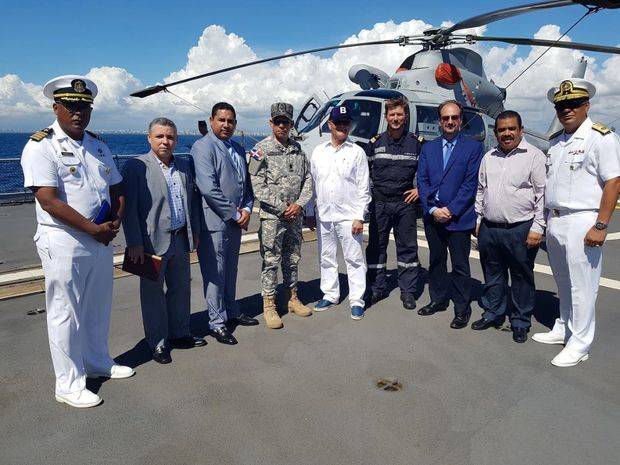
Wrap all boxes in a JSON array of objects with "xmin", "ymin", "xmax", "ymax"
[{"xmin": 1, "ymin": 228, "xmax": 619, "ymax": 291}]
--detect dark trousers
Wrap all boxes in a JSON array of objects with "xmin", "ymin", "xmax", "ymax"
[
  {"xmin": 424, "ymin": 219, "xmax": 472, "ymax": 316},
  {"xmin": 478, "ymin": 219, "xmax": 538, "ymax": 329},
  {"xmin": 366, "ymin": 200, "xmax": 419, "ymax": 294}
]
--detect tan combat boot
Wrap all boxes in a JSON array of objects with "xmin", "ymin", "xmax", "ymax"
[
  {"xmin": 286, "ymin": 287, "xmax": 312, "ymax": 317},
  {"xmin": 263, "ymin": 295, "xmax": 283, "ymax": 329}
]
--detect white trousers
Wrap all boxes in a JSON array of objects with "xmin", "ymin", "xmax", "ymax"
[
  {"xmin": 546, "ymin": 211, "xmax": 602, "ymax": 354},
  {"xmin": 317, "ymin": 220, "xmax": 367, "ymax": 308},
  {"xmin": 35, "ymin": 227, "xmax": 115, "ymax": 395}
]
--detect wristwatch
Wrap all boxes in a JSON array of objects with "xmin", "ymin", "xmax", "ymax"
[{"xmin": 594, "ymin": 221, "xmax": 608, "ymax": 231}]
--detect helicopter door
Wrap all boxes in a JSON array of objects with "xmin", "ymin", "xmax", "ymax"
[{"xmin": 294, "ymin": 94, "xmax": 324, "ymax": 132}]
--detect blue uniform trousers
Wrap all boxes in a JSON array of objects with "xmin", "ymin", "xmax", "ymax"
[
  {"xmin": 478, "ymin": 219, "xmax": 538, "ymax": 329},
  {"xmin": 366, "ymin": 200, "xmax": 419, "ymax": 295}
]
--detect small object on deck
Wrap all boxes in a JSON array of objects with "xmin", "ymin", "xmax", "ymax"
[
  {"xmin": 26, "ymin": 308, "xmax": 46, "ymax": 315},
  {"xmin": 376, "ymin": 377, "xmax": 402, "ymax": 392}
]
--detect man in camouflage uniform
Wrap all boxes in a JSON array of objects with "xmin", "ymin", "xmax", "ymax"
[{"xmin": 249, "ymin": 102, "xmax": 314, "ymax": 329}]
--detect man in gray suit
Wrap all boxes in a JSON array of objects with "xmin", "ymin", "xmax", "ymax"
[
  {"xmin": 122, "ymin": 117, "xmax": 206, "ymax": 364},
  {"xmin": 192, "ymin": 102, "xmax": 257, "ymax": 345}
]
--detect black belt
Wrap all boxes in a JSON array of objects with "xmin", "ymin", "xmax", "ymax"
[
  {"xmin": 171, "ymin": 225, "xmax": 187, "ymax": 235},
  {"xmin": 482, "ymin": 218, "xmax": 531, "ymax": 229},
  {"xmin": 373, "ymin": 191, "xmax": 407, "ymax": 202}
]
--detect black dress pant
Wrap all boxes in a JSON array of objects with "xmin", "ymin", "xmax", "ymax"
[
  {"xmin": 478, "ymin": 219, "xmax": 538, "ymax": 329},
  {"xmin": 423, "ymin": 219, "xmax": 472, "ymax": 316},
  {"xmin": 366, "ymin": 200, "xmax": 419, "ymax": 294}
]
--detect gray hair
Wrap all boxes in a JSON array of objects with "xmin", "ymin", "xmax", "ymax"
[{"xmin": 148, "ymin": 117, "xmax": 177, "ymax": 134}]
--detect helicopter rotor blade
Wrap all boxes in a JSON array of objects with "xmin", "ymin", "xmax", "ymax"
[
  {"xmin": 468, "ymin": 34, "xmax": 620, "ymax": 54},
  {"xmin": 130, "ymin": 38, "xmax": 404, "ymax": 98},
  {"xmin": 440, "ymin": 0, "xmax": 576, "ymax": 35}
]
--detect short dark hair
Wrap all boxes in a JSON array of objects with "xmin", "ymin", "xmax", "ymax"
[
  {"xmin": 495, "ymin": 110, "xmax": 522, "ymax": 129},
  {"xmin": 437, "ymin": 100, "xmax": 463, "ymax": 117},
  {"xmin": 211, "ymin": 102, "xmax": 236, "ymax": 119},
  {"xmin": 148, "ymin": 117, "xmax": 177, "ymax": 135},
  {"xmin": 385, "ymin": 96, "xmax": 409, "ymax": 115}
]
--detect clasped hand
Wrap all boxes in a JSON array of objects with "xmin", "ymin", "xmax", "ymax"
[{"xmin": 432, "ymin": 207, "xmax": 452, "ymax": 224}]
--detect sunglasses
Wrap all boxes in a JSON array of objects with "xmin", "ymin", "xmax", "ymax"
[
  {"xmin": 554, "ymin": 100, "xmax": 587, "ymax": 112},
  {"xmin": 440, "ymin": 115, "xmax": 461, "ymax": 122},
  {"xmin": 272, "ymin": 118, "xmax": 292, "ymax": 126},
  {"xmin": 59, "ymin": 102, "xmax": 92, "ymax": 114}
]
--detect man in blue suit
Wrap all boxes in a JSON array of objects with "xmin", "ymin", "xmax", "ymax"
[
  {"xmin": 417, "ymin": 100, "xmax": 484, "ymax": 328},
  {"xmin": 191, "ymin": 102, "xmax": 257, "ymax": 345}
]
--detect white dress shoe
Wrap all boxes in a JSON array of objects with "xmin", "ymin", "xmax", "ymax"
[
  {"xmin": 551, "ymin": 347, "xmax": 589, "ymax": 367},
  {"xmin": 55, "ymin": 389, "xmax": 102, "ymax": 408},
  {"xmin": 532, "ymin": 331, "xmax": 565, "ymax": 345},
  {"xmin": 89, "ymin": 365, "xmax": 135, "ymax": 379}
]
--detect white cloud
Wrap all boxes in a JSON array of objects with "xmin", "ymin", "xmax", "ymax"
[{"xmin": 1, "ymin": 20, "xmax": 619, "ymax": 133}]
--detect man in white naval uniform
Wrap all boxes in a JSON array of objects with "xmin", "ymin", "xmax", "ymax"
[
  {"xmin": 20, "ymin": 75, "xmax": 134, "ymax": 408},
  {"xmin": 306, "ymin": 105, "xmax": 371, "ymax": 320},
  {"xmin": 532, "ymin": 78, "xmax": 620, "ymax": 367}
]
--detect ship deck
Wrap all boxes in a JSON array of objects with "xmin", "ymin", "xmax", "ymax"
[{"xmin": 1, "ymin": 205, "xmax": 619, "ymax": 465}]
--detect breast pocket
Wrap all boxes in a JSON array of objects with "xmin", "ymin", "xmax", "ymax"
[{"xmin": 58, "ymin": 156, "xmax": 84, "ymax": 184}]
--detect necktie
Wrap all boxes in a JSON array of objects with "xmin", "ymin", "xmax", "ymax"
[
  {"xmin": 443, "ymin": 140, "xmax": 454, "ymax": 169},
  {"xmin": 224, "ymin": 140, "xmax": 243, "ymax": 181}
]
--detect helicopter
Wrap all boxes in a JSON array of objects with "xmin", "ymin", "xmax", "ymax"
[{"xmin": 130, "ymin": 0, "xmax": 620, "ymax": 154}]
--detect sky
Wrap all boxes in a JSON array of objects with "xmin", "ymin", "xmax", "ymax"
[{"xmin": 1, "ymin": 0, "xmax": 619, "ymax": 132}]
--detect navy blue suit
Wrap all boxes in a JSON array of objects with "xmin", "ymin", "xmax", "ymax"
[{"xmin": 417, "ymin": 133, "xmax": 483, "ymax": 315}]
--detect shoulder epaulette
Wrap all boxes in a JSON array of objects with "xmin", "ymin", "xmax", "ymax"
[
  {"xmin": 29, "ymin": 127, "xmax": 53, "ymax": 142},
  {"xmin": 549, "ymin": 129, "xmax": 563, "ymax": 140},
  {"xmin": 85, "ymin": 130, "xmax": 106, "ymax": 142},
  {"xmin": 369, "ymin": 134, "xmax": 380, "ymax": 144},
  {"xmin": 592, "ymin": 122, "xmax": 611, "ymax": 135}
]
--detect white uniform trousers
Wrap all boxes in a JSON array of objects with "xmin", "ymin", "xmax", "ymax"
[
  {"xmin": 317, "ymin": 220, "xmax": 367, "ymax": 307},
  {"xmin": 35, "ymin": 227, "xmax": 115, "ymax": 395},
  {"xmin": 546, "ymin": 211, "xmax": 602, "ymax": 354}
]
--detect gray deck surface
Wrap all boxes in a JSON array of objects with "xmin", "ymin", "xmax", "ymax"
[{"xmin": 1, "ymin": 235, "xmax": 619, "ymax": 465}]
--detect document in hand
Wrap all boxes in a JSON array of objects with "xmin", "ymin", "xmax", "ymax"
[
  {"xmin": 121, "ymin": 248, "xmax": 163, "ymax": 281},
  {"xmin": 93, "ymin": 200, "xmax": 111, "ymax": 225}
]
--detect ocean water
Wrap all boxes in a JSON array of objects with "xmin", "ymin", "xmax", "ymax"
[{"xmin": 0, "ymin": 132, "xmax": 261, "ymax": 195}]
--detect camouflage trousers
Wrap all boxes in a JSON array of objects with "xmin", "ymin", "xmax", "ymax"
[{"xmin": 259, "ymin": 216, "xmax": 303, "ymax": 296}]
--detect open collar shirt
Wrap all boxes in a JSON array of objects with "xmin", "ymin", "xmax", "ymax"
[
  {"xmin": 153, "ymin": 152, "xmax": 186, "ymax": 230},
  {"xmin": 309, "ymin": 139, "xmax": 371, "ymax": 222},
  {"xmin": 475, "ymin": 138, "xmax": 546, "ymax": 233}
]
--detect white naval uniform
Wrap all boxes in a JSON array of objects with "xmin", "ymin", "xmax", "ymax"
[
  {"xmin": 21, "ymin": 120, "xmax": 122, "ymax": 395},
  {"xmin": 545, "ymin": 117, "xmax": 620, "ymax": 354},
  {"xmin": 309, "ymin": 139, "xmax": 371, "ymax": 307}
]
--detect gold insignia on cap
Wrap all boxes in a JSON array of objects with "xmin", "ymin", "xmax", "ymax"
[
  {"xmin": 553, "ymin": 80, "xmax": 590, "ymax": 103},
  {"xmin": 72, "ymin": 79, "xmax": 86, "ymax": 93}
]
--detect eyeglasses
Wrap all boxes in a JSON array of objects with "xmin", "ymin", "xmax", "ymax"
[
  {"xmin": 554, "ymin": 100, "xmax": 587, "ymax": 112},
  {"xmin": 272, "ymin": 118, "xmax": 292, "ymax": 126},
  {"xmin": 59, "ymin": 102, "xmax": 92, "ymax": 114},
  {"xmin": 440, "ymin": 115, "xmax": 461, "ymax": 122}
]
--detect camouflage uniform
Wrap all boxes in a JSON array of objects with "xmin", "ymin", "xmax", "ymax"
[{"xmin": 249, "ymin": 135, "xmax": 313, "ymax": 296}]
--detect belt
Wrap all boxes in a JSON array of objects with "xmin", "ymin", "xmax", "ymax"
[
  {"xmin": 170, "ymin": 225, "xmax": 187, "ymax": 235},
  {"xmin": 550, "ymin": 208, "xmax": 598, "ymax": 217},
  {"xmin": 482, "ymin": 218, "xmax": 530, "ymax": 229}
]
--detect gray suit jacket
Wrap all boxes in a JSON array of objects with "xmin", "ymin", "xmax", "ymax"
[
  {"xmin": 191, "ymin": 132, "xmax": 254, "ymax": 232},
  {"xmin": 122, "ymin": 152, "xmax": 201, "ymax": 256}
]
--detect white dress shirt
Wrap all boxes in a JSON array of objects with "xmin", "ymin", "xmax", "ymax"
[{"xmin": 309, "ymin": 139, "xmax": 371, "ymax": 222}]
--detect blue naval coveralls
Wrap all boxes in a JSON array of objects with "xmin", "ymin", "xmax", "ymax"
[{"xmin": 365, "ymin": 130, "xmax": 422, "ymax": 296}]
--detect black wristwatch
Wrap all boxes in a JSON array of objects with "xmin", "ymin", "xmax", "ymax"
[{"xmin": 594, "ymin": 221, "xmax": 608, "ymax": 231}]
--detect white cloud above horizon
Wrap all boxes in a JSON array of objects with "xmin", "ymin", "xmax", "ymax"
[{"xmin": 1, "ymin": 19, "xmax": 619, "ymax": 134}]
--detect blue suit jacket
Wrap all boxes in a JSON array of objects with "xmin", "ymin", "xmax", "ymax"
[
  {"xmin": 417, "ymin": 133, "xmax": 483, "ymax": 231},
  {"xmin": 191, "ymin": 132, "xmax": 254, "ymax": 232}
]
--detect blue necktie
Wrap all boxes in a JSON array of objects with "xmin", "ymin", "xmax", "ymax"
[{"xmin": 443, "ymin": 140, "xmax": 454, "ymax": 169}]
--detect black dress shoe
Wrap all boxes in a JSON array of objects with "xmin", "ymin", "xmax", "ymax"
[
  {"xmin": 152, "ymin": 346, "xmax": 172, "ymax": 364},
  {"xmin": 450, "ymin": 314, "xmax": 470, "ymax": 329},
  {"xmin": 401, "ymin": 292, "xmax": 417, "ymax": 310},
  {"xmin": 233, "ymin": 313, "xmax": 259, "ymax": 326},
  {"xmin": 370, "ymin": 291, "xmax": 389, "ymax": 305},
  {"xmin": 211, "ymin": 327, "xmax": 238, "ymax": 345},
  {"xmin": 417, "ymin": 301, "xmax": 449, "ymax": 316},
  {"xmin": 512, "ymin": 327, "xmax": 528, "ymax": 343},
  {"xmin": 169, "ymin": 335, "xmax": 207, "ymax": 349},
  {"xmin": 471, "ymin": 317, "xmax": 500, "ymax": 331}
]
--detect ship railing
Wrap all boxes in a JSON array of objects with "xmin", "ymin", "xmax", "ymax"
[{"xmin": 0, "ymin": 153, "xmax": 192, "ymax": 205}]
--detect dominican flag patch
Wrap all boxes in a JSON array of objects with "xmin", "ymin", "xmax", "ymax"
[{"xmin": 249, "ymin": 148, "xmax": 263, "ymax": 161}]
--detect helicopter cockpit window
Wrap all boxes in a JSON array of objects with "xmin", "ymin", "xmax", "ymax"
[
  {"xmin": 415, "ymin": 106, "xmax": 485, "ymax": 141},
  {"xmin": 298, "ymin": 99, "xmax": 339, "ymax": 134},
  {"xmin": 320, "ymin": 99, "xmax": 382, "ymax": 139}
]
